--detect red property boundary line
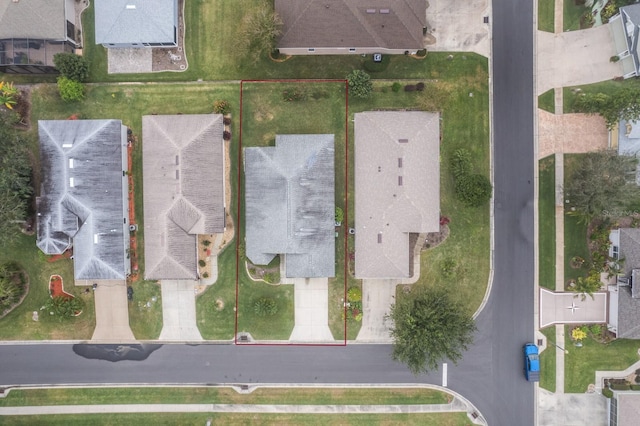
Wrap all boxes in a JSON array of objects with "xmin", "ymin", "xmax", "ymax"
[{"xmin": 236, "ymin": 79, "xmax": 349, "ymax": 347}]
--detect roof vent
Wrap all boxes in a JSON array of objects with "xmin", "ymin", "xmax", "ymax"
[
  {"xmin": 398, "ymin": 176, "xmax": 403, "ymax": 186},
  {"xmin": 366, "ymin": 9, "xmax": 376, "ymax": 14},
  {"xmin": 126, "ymin": 4, "xmax": 136, "ymax": 9},
  {"xmin": 380, "ymin": 9, "xmax": 390, "ymax": 14},
  {"xmin": 398, "ymin": 138, "xmax": 408, "ymax": 143},
  {"xmin": 398, "ymin": 158, "xmax": 403, "ymax": 168},
  {"xmin": 377, "ymin": 233, "xmax": 382, "ymax": 243}
]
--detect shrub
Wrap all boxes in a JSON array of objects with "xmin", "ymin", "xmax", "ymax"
[
  {"xmin": 202, "ymin": 272, "xmax": 209, "ymax": 278},
  {"xmin": 454, "ymin": 174, "xmax": 493, "ymax": 207},
  {"xmin": 45, "ymin": 296, "xmax": 84, "ymax": 321},
  {"xmin": 53, "ymin": 53, "xmax": 89, "ymax": 82},
  {"xmin": 263, "ymin": 272, "xmax": 278, "ymax": 284},
  {"xmin": 631, "ymin": 384, "xmax": 640, "ymax": 389},
  {"xmin": 610, "ymin": 383, "xmax": 631, "ymax": 391},
  {"xmin": 202, "ymin": 240, "xmax": 211, "ymax": 247},
  {"xmin": 223, "ymin": 131, "xmax": 232, "ymax": 141},
  {"xmin": 223, "ymin": 117, "xmax": 231, "ymax": 125},
  {"xmin": 602, "ymin": 388, "xmax": 613, "ymax": 398},
  {"xmin": 335, "ymin": 206, "xmax": 344, "ymax": 223},
  {"xmin": 450, "ymin": 149, "xmax": 473, "ymax": 179},
  {"xmin": 415, "ymin": 49, "xmax": 427, "ymax": 57},
  {"xmin": 416, "ymin": 82, "xmax": 425, "ymax": 91},
  {"xmin": 588, "ymin": 324, "xmax": 602, "ymax": 336},
  {"xmin": 213, "ymin": 100, "xmax": 230, "ymax": 114},
  {"xmin": 346, "ymin": 70, "xmax": 372, "ymax": 99},
  {"xmin": 610, "ymin": 55, "xmax": 620, "ymax": 63},
  {"xmin": 57, "ymin": 77, "xmax": 84, "ymax": 102},
  {"xmin": 404, "ymin": 84, "xmax": 417, "ymax": 92},
  {"xmin": 391, "ymin": 82, "xmax": 402, "ymax": 93},
  {"xmin": 271, "ymin": 48, "xmax": 280, "ymax": 59},
  {"xmin": 198, "ymin": 259, "xmax": 206, "ymax": 267},
  {"xmin": 347, "ymin": 286, "xmax": 362, "ymax": 302},
  {"xmin": 254, "ymin": 297, "xmax": 278, "ymax": 317}
]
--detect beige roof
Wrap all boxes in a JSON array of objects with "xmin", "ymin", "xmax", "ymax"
[
  {"xmin": 354, "ymin": 111, "xmax": 440, "ymax": 279},
  {"xmin": 276, "ymin": 0, "xmax": 426, "ymax": 50},
  {"xmin": 0, "ymin": 0, "xmax": 67, "ymax": 40},
  {"xmin": 142, "ymin": 115, "xmax": 225, "ymax": 280}
]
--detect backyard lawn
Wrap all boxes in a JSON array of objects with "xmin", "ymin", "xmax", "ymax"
[{"xmin": 539, "ymin": 156, "xmax": 556, "ymax": 290}]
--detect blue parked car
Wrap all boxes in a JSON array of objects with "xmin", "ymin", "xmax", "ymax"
[{"xmin": 524, "ymin": 343, "xmax": 540, "ymax": 382}]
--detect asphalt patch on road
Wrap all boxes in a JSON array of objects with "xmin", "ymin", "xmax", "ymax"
[{"xmin": 72, "ymin": 344, "xmax": 162, "ymax": 362}]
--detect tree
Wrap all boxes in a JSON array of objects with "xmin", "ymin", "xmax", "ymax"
[
  {"xmin": 0, "ymin": 116, "xmax": 33, "ymax": 247},
  {"xmin": 565, "ymin": 151, "xmax": 639, "ymax": 219},
  {"xmin": 57, "ymin": 77, "xmax": 85, "ymax": 102},
  {"xmin": 388, "ymin": 286, "xmax": 476, "ymax": 375},
  {"xmin": 346, "ymin": 70, "xmax": 372, "ymax": 99},
  {"xmin": 574, "ymin": 88, "xmax": 640, "ymax": 129},
  {"xmin": 53, "ymin": 53, "xmax": 89, "ymax": 82},
  {"xmin": 44, "ymin": 296, "xmax": 84, "ymax": 321},
  {"xmin": 0, "ymin": 81, "xmax": 18, "ymax": 110},
  {"xmin": 574, "ymin": 271, "xmax": 602, "ymax": 301},
  {"xmin": 236, "ymin": 1, "xmax": 283, "ymax": 62},
  {"xmin": 454, "ymin": 173, "xmax": 493, "ymax": 207}
]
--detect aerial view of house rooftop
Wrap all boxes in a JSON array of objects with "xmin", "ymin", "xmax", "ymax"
[
  {"xmin": 0, "ymin": 0, "xmax": 78, "ymax": 74},
  {"xmin": 244, "ymin": 134, "xmax": 335, "ymax": 278},
  {"xmin": 36, "ymin": 119, "xmax": 130, "ymax": 281},
  {"xmin": 142, "ymin": 114, "xmax": 225, "ymax": 280},
  {"xmin": 608, "ymin": 227, "xmax": 640, "ymax": 339},
  {"xmin": 275, "ymin": 0, "xmax": 426, "ymax": 55},
  {"xmin": 354, "ymin": 111, "xmax": 440, "ymax": 279},
  {"xmin": 610, "ymin": 3, "xmax": 640, "ymax": 79},
  {"xmin": 94, "ymin": 0, "xmax": 177, "ymax": 47}
]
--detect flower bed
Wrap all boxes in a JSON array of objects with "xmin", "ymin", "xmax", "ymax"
[{"xmin": 48, "ymin": 275, "xmax": 74, "ymax": 300}]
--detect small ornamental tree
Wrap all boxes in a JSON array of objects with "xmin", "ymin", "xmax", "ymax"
[
  {"xmin": 450, "ymin": 148, "xmax": 472, "ymax": 179},
  {"xmin": 45, "ymin": 296, "xmax": 84, "ymax": 321},
  {"xmin": 346, "ymin": 70, "xmax": 372, "ymax": 99},
  {"xmin": 347, "ymin": 286, "xmax": 362, "ymax": 302},
  {"xmin": 223, "ymin": 131, "xmax": 232, "ymax": 141},
  {"xmin": 53, "ymin": 53, "xmax": 89, "ymax": 82},
  {"xmin": 254, "ymin": 297, "xmax": 278, "ymax": 317},
  {"xmin": 454, "ymin": 174, "xmax": 493, "ymax": 207},
  {"xmin": 57, "ymin": 77, "xmax": 84, "ymax": 102},
  {"xmin": 213, "ymin": 100, "xmax": 230, "ymax": 114},
  {"xmin": 335, "ymin": 206, "xmax": 344, "ymax": 223}
]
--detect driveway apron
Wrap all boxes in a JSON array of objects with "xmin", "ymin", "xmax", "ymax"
[
  {"xmin": 289, "ymin": 278, "xmax": 334, "ymax": 342},
  {"xmin": 91, "ymin": 281, "xmax": 136, "ymax": 342},
  {"xmin": 356, "ymin": 279, "xmax": 397, "ymax": 343},
  {"xmin": 159, "ymin": 280, "xmax": 203, "ymax": 341}
]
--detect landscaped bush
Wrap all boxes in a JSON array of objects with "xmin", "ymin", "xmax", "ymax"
[
  {"xmin": 404, "ymin": 84, "xmax": 417, "ymax": 92},
  {"xmin": 391, "ymin": 82, "xmax": 402, "ymax": 93},
  {"xmin": 335, "ymin": 206, "xmax": 344, "ymax": 223},
  {"xmin": 347, "ymin": 286, "xmax": 362, "ymax": 302},
  {"xmin": 223, "ymin": 131, "xmax": 232, "ymax": 141},
  {"xmin": 450, "ymin": 148, "xmax": 472, "ymax": 179},
  {"xmin": 202, "ymin": 240, "xmax": 211, "ymax": 247},
  {"xmin": 415, "ymin": 49, "xmax": 427, "ymax": 58},
  {"xmin": 223, "ymin": 117, "xmax": 232, "ymax": 125},
  {"xmin": 53, "ymin": 53, "xmax": 89, "ymax": 82},
  {"xmin": 346, "ymin": 70, "xmax": 372, "ymax": 99},
  {"xmin": 454, "ymin": 174, "xmax": 493, "ymax": 207},
  {"xmin": 57, "ymin": 77, "xmax": 84, "ymax": 102},
  {"xmin": 198, "ymin": 259, "xmax": 206, "ymax": 267},
  {"xmin": 416, "ymin": 82, "xmax": 425, "ymax": 91},
  {"xmin": 254, "ymin": 297, "xmax": 278, "ymax": 317},
  {"xmin": 213, "ymin": 100, "xmax": 231, "ymax": 114},
  {"xmin": 610, "ymin": 383, "xmax": 631, "ymax": 391},
  {"xmin": 631, "ymin": 384, "xmax": 640, "ymax": 390},
  {"xmin": 202, "ymin": 272, "xmax": 209, "ymax": 278},
  {"xmin": 0, "ymin": 262, "xmax": 27, "ymax": 315},
  {"xmin": 44, "ymin": 296, "xmax": 84, "ymax": 321},
  {"xmin": 602, "ymin": 388, "xmax": 613, "ymax": 398}
]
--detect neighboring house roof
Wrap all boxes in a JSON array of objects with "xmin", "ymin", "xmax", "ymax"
[
  {"xmin": 0, "ymin": 0, "xmax": 67, "ymax": 40},
  {"xmin": 616, "ymin": 228, "xmax": 640, "ymax": 338},
  {"xmin": 94, "ymin": 0, "xmax": 176, "ymax": 45},
  {"xmin": 617, "ymin": 4, "xmax": 640, "ymax": 75},
  {"xmin": 36, "ymin": 120, "xmax": 129, "ymax": 281},
  {"xmin": 244, "ymin": 135, "xmax": 335, "ymax": 278},
  {"xmin": 613, "ymin": 392, "xmax": 640, "ymax": 426},
  {"xmin": 276, "ymin": 0, "xmax": 426, "ymax": 50},
  {"xmin": 354, "ymin": 111, "xmax": 440, "ymax": 279},
  {"xmin": 142, "ymin": 114, "xmax": 225, "ymax": 280}
]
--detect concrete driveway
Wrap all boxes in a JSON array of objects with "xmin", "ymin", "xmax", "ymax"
[
  {"xmin": 355, "ymin": 279, "xmax": 397, "ymax": 343},
  {"xmin": 289, "ymin": 278, "xmax": 334, "ymax": 342},
  {"xmin": 538, "ymin": 389, "xmax": 607, "ymax": 426},
  {"xmin": 159, "ymin": 280, "xmax": 203, "ymax": 341},
  {"xmin": 539, "ymin": 289, "xmax": 608, "ymax": 328},
  {"xmin": 92, "ymin": 281, "xmax": 136, "ymax": 342},
  {"xmin": 425, "ymin": 0, "xmax": 491, "ymax": 57},
  {"xmin": 537, "ymin": 25, "xmax": 623, "ymax": 95}
]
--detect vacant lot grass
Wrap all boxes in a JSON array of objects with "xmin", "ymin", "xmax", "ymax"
[
  {"xmin": 538, "ymin": 0, "xmax": 556, "ymax": 32},
  {"xmin": 563, "ymin": 155, "xmax": 591, "ymax": 286},
  {"xmin": 0, "ymin": 412, "xmax": 470, "ymax": 426},
  {"xmin": 0, "ymin": 386, "xmax": 449, "ymax": 406},
  {"xmin": 538, "ymin": 89, "xmax": 555, "ymax": 114},
  {"xmin": 0, "ymin": 234, "xmax": 96, "ymax": 340},
  {"xmin": 539, "ymin": 326, "xmax": 557, "ymax": 392},
  {"xmin": 564, "ymin": 326, "xmax": 640, "ymax": 393},
  {"xmin": 539, "ymin": 156, "xmax": 556, "ymax": 290},
  {"xmin": 127, "ymin": 280, "xmax": 162, "ymax": 340},
  {"xmin": 564, "ymin": 0, "xmax": 589, "ymax": 31}
]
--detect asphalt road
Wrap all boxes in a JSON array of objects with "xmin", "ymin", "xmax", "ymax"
[{"xmin": 0, "ymin": 2, "xmax": 535, "ymax": 425}]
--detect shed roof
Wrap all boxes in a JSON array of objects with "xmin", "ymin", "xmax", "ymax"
[
  {"xmin": 36, "ymin": 120, "xmax": 129, "ymax": 280},
  {"xmin": 0, "ymin": 0, "xmax": 66, "ymax": 40},
  {"xmin": 276, "ymin": 0, "xmax": 425, "ymax": 50},
  {"xmin": 354, "ymin": 111, "xmax": 440, "ymax": 278},
  {"xmin": 142, "ymin": 114, "xmax": 225, "ymax": 280},
  {"xmin": 94, "ymin": 0, "xmax": 176, "ymax": 45},
  {"xmin": 244, "ymin": 135, "xmax": 335, "ymax": 278}
]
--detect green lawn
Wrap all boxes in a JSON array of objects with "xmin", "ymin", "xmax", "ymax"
[
  {"xmin": 540, "ymin": 327, "xmax": 557, "ymax": 392},
  {"xmin": 563, "ymin": 155, "xmax": 591, "ymax": 287},
  {"xmin": 538, "ymin": 0, "xmax": 556, "ymax": 32},
  {"xmin": 564, "ymin": 326, "xmax": 640, "ymax": 393},
  {"xmin": 0, "ymin": 234, "xmax": 96, "ymax": 340},
  {"xmin": 539, "ymin": 156, "xmax": 556, "ymax": 290},
  {"xmin": 127, "ymin": 280, "xmax": 162, "ymax": 340},
  {"xmin": 0, "ymin": 386, "xmax": 449, "ymax": 406},
  {"xmin": 564, "ymin": 0, "xmax": 589, "ymax": 31},
  {"xmin": 538, "ymin": 89, "xmax": 555, "ymax": 114},
  {"xmin": 0, "ymin": 412, "xmax": 470, "ymax": 426},
  {"xmin": 564, "ymin": 79, "xmax": 640, "ymax": 114}
]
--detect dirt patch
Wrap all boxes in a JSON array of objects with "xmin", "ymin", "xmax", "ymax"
[
  {"xmin": 215, "ymin": 299, "xmax": 225, "ymax": 311},
  {"xmin": 423, "ymin": 224, "xmax": 450, "ymax": 250},
  {"xmin": 151, "ymin": 0, "xmax": 187, "ymax": 72}
]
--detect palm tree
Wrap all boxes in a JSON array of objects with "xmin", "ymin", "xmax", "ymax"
[{"xmin": 0, "ymin": 81, "xmax": 18, "ymax": 110}]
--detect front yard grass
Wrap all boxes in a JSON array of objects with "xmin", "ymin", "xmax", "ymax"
[
  {"xmin": 539, "ymin": 156, "xmax": 556, "ymax": 290},
  {"xmin": 563, "ymin": 155, "xmax": 591, "ymax": 286},
  {"xmin": 538, "ymin": 89, "xmax": 555, "ymax": 114},
  {"xmin": 538, "ymin": 0, "xmax": 556, "ymax": 32},
  {"xmin": 127, "ymin": 280, "xmax": 162, "ymax": 340},
  {"xmin": 564, "ymin": 0, "xmax": 589, "ymax": 31},
  {"xmin": 540, "ymin": 326, "xmax": 557, "ymax": 392},
  {"xmin": 564, "ymin": 326, "xmax": 640, "ymax": 393},
  {"xmin": 563, "ymin": 79, "xmax": 640, "ymax": 114}
]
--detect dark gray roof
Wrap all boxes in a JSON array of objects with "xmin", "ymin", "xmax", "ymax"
[
  {"xmin": 276, "ymin": 0, "xmax": 426, "ymax": 50},
  {"xmin": 354, "ymin": 111, "xmax": 440, "ymax": 278},
  {"xmin": 616, "ymin": 228, "xmax": 640, "ymax": 338},
  {"xmin": 0, "ymin": 0, "xmax": 67, "ymax": 40},
  {"xmin": 620, "ymin": 4, "xmax": 640, "ymax": 74},
  {"xmin": 244, "ymin": 135, "xmax": 335, "ymax": 278},
  {"xmin": 37, "ymin": 120, "xmax": 130, "ymax": 280},
  {"xmin": 142, "ymin": 115, "xmax": 225, "ymax": 280},
  {"xmin": 619, "ymin": 228, "xmax": 640, "ymax": 276},
  {"xmin": 95, "ymin": 0, "xmax": 177, "ymax": 45}
]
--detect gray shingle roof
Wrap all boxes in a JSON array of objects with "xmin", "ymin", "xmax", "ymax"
[
  {"xmin": 616, "ymin": 228, "xmax": 640, "ymax": 338},
  {"xmin": 95, "ymin": 0, "xmax": 177, "ymax": 45},
  {"xmin": 354, "ymin": 111, "xmax": 440, "ymax": 279},
  {"xmin": 36, "ymin": 120, "xmax": 130, "ymax": 280},
  {"xmin": 0, "ymin": 0, "xmax": 67, "ymax": 40},
  {"xmin": 244, "ymin": 135, "xmax": 335, "ymax": 278},
  {"xmin": 276, "ymin": 0, "xmax": 426, "ymax": 50},
  {"xmin": 620, "ymin": 4, "xmax": 640, "ymax": 74},
  {"xmin": 142, "ymin": 114, "xmax": 225, "ymax": 280}
]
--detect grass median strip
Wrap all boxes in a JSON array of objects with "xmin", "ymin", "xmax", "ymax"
[{"xmin": 538, "ymin": 155, "xmax": 556, "ymax": 290}]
